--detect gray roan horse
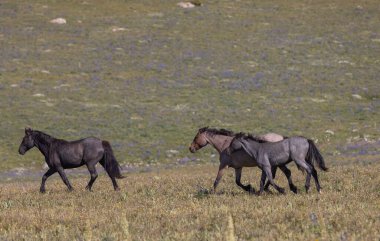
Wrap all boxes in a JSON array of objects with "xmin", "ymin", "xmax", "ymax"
[
  {"xmin": 18, "ymin": 128, "xmax": 125, "ymax": 192},
  {"xmin": 189, "ymin": 127, "xmax": 298, "ymax": 194},
  {"xmin": 229, "ymin": 133, "xmax": 328, "ymax": 194}
]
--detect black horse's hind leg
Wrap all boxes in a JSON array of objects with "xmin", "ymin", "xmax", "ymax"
[
  {"xmin": 263, "ymin": 166, "xmax": 277, "ymax": 192},
  {"xmin": 99, "ymin": 159, "xmax": 120, "ymax": 191},
  {"xmin": 111, "ymin": 177, "xmax": 120, "ymax": 191},
  {"xmin": 279, "ymin": 165, "xmax": 298, "ymax": 194},
  {"xmin": 40, "ymin": 168, "xmax": 56, "ymax": 193},
  {"xmin": 85, "ymin": 164, "xmax": 98, "ymax": 191},
  {"xmin": 234, "ymin": 168, "xmax": 255, "ymax": 193},
  {"xmin": 57, "ymin": 167, "xmax": 74, "ymax": 191}
]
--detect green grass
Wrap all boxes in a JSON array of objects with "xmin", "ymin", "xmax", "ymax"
[
  {"xmin": 0, "ymin": 0, "xmax": 379, "ymax": 170},
  {"xmin": 0, "ymin": 163, "xmax": 379, "ymax": 240}
]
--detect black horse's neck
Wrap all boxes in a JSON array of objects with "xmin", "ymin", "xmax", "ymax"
[{"xmin": 32, "ymin": 131, "xmax": 55, "ymax": 158}]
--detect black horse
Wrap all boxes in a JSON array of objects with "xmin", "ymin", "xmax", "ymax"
[{"xmin": 18, "ymin": 128, "xmax": 125, "ymax": 192}]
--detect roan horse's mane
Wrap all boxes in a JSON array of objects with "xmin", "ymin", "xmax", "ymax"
[{"xmin": 198, "ymin": 127, "xmax": 236, "ymax": 137}]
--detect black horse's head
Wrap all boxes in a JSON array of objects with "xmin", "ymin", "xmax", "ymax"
[{"xmin": 19, "ymin": 128, "xmax": 35, "ymax": 155}]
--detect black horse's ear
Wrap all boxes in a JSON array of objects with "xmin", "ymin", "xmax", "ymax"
[{"xmin": 25, "ymin": 127, "xmax": 32, "ymax": 135}]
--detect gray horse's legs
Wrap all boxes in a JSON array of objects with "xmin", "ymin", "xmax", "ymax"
[
  {"xmin": 294, "ymin": 159, "xmax": 313, "ymax": 193},
  {"xmin": 311, "ymin": 167, "xmax": 321, "ymax": 193},
  {"xmin": 259, "ymin": 166, "xmax": 285, "ymax": 195},
  {"xmin": 57, "ymin": 167, "xmax": 73, "ymax": 191},
  {"xmin": 213, "ymin": 164, "xmax": 227, "ymax": 192},
  {"xmin": 40, "ymin": 168, "xmax": 56, "ymax": 193},
  {"xmin": 263, "ymin": 166, "xmax": 298, "ymax": 194},
  {"xmin": 85, "ymin": 164, "xmax": 98, "ymax": 191},
  {"xmin": 263, "ymin": 166, "xmax": 277, "ymax": 191},
  {"xmin": 279, "ymin": 165, "xmax": 298, "ymax": 193},
  {"xmin": 234, "ymin": 168, "xmax": 255, "ymax": 193}
]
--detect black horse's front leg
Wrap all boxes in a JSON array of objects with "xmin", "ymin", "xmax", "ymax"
[
  {"xmin": 40, "ymin": 168, "xmax": 56, "ymax": 193},
  {"xmin": 56, "ymin": 166, "xmax": 74, "ymax": 191},
  {"xmin": 235, "ymin": 168, "xmax": 255, "ymax": 193}
]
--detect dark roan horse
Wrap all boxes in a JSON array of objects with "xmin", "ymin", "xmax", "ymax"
[
  {"xmin": 18, "ymin": 128, "xmax": 125, "ymax": 192},
  {"xmin": 229, "ymin": 133, "xmax": 328, "ymax": 194}
]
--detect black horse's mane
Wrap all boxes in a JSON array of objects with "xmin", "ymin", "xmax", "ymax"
[
  {"xmin": 198, "ymin": 127, "xmax": 236, "ymax": 137},
  {"xmin": 31, "ymin": 130, "xmax": 56, "ymax": 143}
]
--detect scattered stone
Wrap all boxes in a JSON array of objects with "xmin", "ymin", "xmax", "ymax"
[
  {"xmin": 177, "ymin": 2, "xmax": 196, "ymax": 8},
  {"xmin": 112, "ymin": 27, "xmax": 127, "ymax": 32},
  {"xmin": 50, "ymin": 18, "xmax": 67, "ymax": 24},
  {"xmin": 53, "ymin": 84, "xmax": 70, "ymax": 89},
  {"xmin": 10, "ymin": 84, "xmax": 18, "ymax": 88},
  {"xmin": 33, "ymin": 93, "xmax": 45, "ymax": 97},
  {"xmin": 167, "ymin": 150, "xmax": 179, "ymax": 154},
  {"xmin": 310, "ymin": 98, "xmax": 326, "ymax": 103},
  {"xmin": 352, "ymin": 94, "xmax": 362, "ymax": 100},
  {"xmin": 41, "ymin": 70, "xmax": 50, "ymax": 74},
  {"xmin": 325, "ymin": 130, "xmax": 335, "ymax": 135}
]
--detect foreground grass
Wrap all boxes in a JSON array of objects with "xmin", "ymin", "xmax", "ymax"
[{"xmin": 0, "ymin": 163, "xmax": 379, "ymax": 240}]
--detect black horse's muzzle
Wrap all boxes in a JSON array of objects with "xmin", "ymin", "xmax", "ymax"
[{"xmin": 18, "ymin": 146, "xmax": 26, "ymax": 155}]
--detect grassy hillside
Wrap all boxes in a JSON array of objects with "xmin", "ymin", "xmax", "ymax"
[{"xmin": 0, "ymin": 0, "xmax": 379, "ymax": 170}]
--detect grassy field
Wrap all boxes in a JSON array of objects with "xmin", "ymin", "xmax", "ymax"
[
  {"xmin": 0, "ymin": 162, "xmax": 379, "ymax": 240},
  {"xmin": 0, "ymin": 0, "xmax": 379, "ymax": 170},
  {"xmin": 0, "ymin": 0, "xmax": 379, "ymax": 240}
]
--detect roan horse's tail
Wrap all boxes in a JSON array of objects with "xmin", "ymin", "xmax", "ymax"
[
  {"xmin": 101, "ymin": 141, "xmax": 125, "ymax": 179},
  {"xmin": 306, "ymin": 139, "xmax": 328, "ymax": 171}
]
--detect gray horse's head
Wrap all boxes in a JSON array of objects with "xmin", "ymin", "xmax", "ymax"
[{"xmin": 18, "ymin": 128, "xmax": 35, "ymax": 155}]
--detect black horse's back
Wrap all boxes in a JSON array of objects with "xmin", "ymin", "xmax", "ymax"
[{"xmin": 101, "ymin": 141, "xmax": 125, "ymax": 179}]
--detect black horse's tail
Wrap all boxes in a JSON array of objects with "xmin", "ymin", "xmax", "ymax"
[
  {"xmin": 306, "ymin": 139, "xmax": 328, "ymax": 171},
  {"xmin": 101, "ymin": 141, "xmax": 125, "ymax": 179}
]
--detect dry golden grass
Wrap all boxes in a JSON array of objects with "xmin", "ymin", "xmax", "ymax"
[{"xmin": 0, "ymin": 163, "xmax": 379, "ymax": 240}]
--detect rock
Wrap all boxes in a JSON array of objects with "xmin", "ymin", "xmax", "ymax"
[
  {"xmin": 50, "ymin": 18, "xmax": 66, "ymax": 24},
  {"xmin": 33, "ymin": 93, "xmax": 45, "ymax": 97},
  {"xmin": 112, "ymin": 27, "xmax": 127, "ymax": 32},
  {"xmin": 177, "ymin": 2, "xmax": 195, "ymax": 8},
  {"xmin": 325, "ymin": 130, "xmax": 335, "ymax": 135},
  {"xmin": 352, "ymin": 94, "xmax": 362, "ymax": 100}
]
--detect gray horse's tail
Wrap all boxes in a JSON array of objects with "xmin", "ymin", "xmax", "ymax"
[
  {"xmin": 101, "ymin": 141, "xmax": 125, "ymax": 179},
  {"xmin": 306, "ymin": 139, "xmax": 328, "ymax": 171}
]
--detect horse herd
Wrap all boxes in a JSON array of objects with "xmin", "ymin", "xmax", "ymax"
[{"xmin": 18, "ymin": 127, "xmax": 328, "ymax": 194}]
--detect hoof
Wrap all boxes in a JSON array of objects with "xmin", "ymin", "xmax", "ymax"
[
  {"xmin": 278, "ymin": 188, "xmax": 285, "ymax": 194},
  {"xmin": 114, "ymin": 187, "xmax": 121, "ymax": 191},
  {"xmin": 40, "ymin": 189, "xmax": 46, "ymax": 193}
]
